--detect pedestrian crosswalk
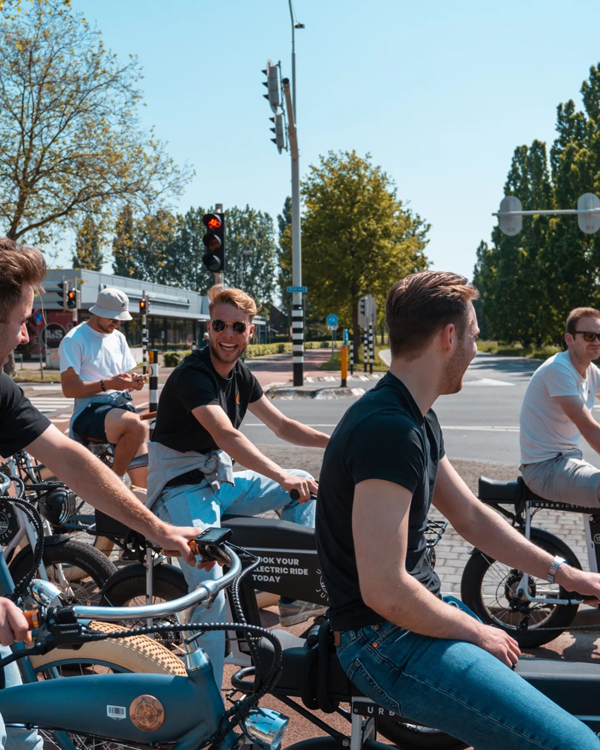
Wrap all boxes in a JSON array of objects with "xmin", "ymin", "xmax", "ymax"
[{"xmin": 28, "ymin": 396, "xmax": 72, "ymax": 415}]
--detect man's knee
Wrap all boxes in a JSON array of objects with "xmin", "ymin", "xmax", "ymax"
[{"xmin": 118, "ymin": 412, "xmax": 148, "ymax": 443}]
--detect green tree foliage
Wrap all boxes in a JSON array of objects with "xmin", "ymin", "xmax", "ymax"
[
  {"xmin": 277, "ymin": 196, "xmax": 292, "ymax": 316},
  {"xmin": 72, "ymin": 215, "xmax": 103, "ymax": 270},
  {"xmin": 302, "ymin": 150, "xmax": 430, "ymax": 345},
  {"xmin": 474, "ymin": 64, "xmax": 600, "ymax": 346},
  {"xmin": 0, "ymin": 0, "xmax": 191, "ymax": 244},
  {"xmin": 111, "ymin": 205, "xmax": 279, "ymax": 304}
]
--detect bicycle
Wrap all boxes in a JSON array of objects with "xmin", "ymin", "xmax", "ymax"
[
  {"xmin": 460, "ymin": 475, "xmax": 595, "ymax": 647},
  {"xmin": 0, "ymin": 469, "xmax": 396, "ymax": 750}
]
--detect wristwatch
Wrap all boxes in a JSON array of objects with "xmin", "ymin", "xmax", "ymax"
[
  {"xmin": 547, "ymin": 555, "xmax": 567, "ymax": 584},
  {"xmin": 100, "ymin": 379, "xmax": 106, "ymax": 392}
]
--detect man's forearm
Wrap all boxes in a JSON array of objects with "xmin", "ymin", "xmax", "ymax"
[
  {"xmin": 582, "ymin": 422, "xmax": 600, "ymax": 456},
  {"xmin": 368, "ymin": 574, "xmax": 484, "ymax": 643},
  {"xmin": 218, "ymin": 431, "xmax": 289, "ymax": 484},
  {"xmin": 458, "ymin": 502, "xmax": 558, "ymax": 581},
  {"xmin": 51, "ymin": 442, "xmax": 167, "ymax": 538},
  {"xmin": 62, "ymin": 377, "xmax": 109, "ymax": 399},
  {"xmin": 279, "ymin": 420, "xmax": 329, "ymax": 448}
]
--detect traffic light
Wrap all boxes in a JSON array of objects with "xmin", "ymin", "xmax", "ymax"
[
  {"xmin": 202, "ymin": 212, "xmax": 225, "ymax": 273},
  {"xmin": 67, "ymin": 289, "xmax": 77, "ymax": 309},
  {"xmin": 270, "ymin": 114, "xmax": 285, "ymax": 153},
  {"xmin": 262, "ymin": 59, "xmax": 280, "ymax": 113},
  {"xmin": 139, "ymin": 298, "xmax": 149, "ymax": 314},
  {"xmin": 359, "ymin": 297, "xmax": 366, "ymax": 318},
  {"xmin": 58, "ymin": 280, "xmax": 69, "ymax": 311}
]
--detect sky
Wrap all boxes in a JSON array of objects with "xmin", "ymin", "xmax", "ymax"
[{"xmin": 58, "ymin": 0, "xmax": 600, "ymax": 282}]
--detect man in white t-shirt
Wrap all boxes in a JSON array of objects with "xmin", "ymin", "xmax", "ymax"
[
  {"xmin": 520, "ymin": 306, "xmax": 600, "ymax": 507},
  {"xmin": 59, "ymin": 288, "xmax": 148, "ymax": 487}
]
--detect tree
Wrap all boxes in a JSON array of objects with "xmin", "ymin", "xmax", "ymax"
[
  {"xmin": 276, "ymin": 196, "xmax": 293, "ymax": 316},
  {"xmin": 72, "ymin": 215, "xmax": 103, "ymax": 270},
  {"xmin": 301, "ymin": 150, "xmax": 429, "ymax": 349},
  {"xmin": 474, "ymin": 63, "xmax": 600, "ymax": 346},
  {"xmin": 0, "ymin": 1, "xmax": 191, "ymax": 245}
]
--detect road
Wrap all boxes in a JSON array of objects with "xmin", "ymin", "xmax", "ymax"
[{"xmin": 22, "ymin": 350, "xmax": 600, "ymax": 468}]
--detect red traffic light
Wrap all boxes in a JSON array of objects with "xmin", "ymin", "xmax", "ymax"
[
  {"xmin": 67, "ymin": 289, "xmax": 77, "ymax": 309},
  {"xmin": 207, "ymin": 217, "xmax": 221, "ymax": 230}
]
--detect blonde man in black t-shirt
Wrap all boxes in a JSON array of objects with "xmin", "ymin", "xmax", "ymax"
[{"xmin": 150, "ymin": 285, "xmax": 330, "ymax": 686}]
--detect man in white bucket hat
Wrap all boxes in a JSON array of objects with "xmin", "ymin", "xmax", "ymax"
[{"xmin": 59, "ymin": 287, "xmax": 148, "ymax": 487}]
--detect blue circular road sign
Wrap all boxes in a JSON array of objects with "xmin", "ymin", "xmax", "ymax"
[
  {"xmin": 33, "ymin": 309, "xmax": 43, "ymax": 326},
  {"xmin": 326, "ymin": 314, "xmax": 339, "ymax": 327}
]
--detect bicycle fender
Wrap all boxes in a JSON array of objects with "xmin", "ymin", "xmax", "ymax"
[
  {"xmin": 100, "ymin": 561, "xmax": 186, "ymax": 598},
  {"xmin": 468, "ymin": 527, "xmax": 582, "ymax": 569}
]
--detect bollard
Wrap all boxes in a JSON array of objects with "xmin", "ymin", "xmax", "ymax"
[
  {"xmin": 363, "ymin": 329, "xmax": 368, "ymax": 373},
  {"xmin": 349, "ymin": 339, "xmax": 354, "ymax": 376},
  {"xmin": 142, "ymin": 311, "xmax": 148, "ymax": 375},
  {"xmin": 341, "ymin": 346, "xmax": 348, "ymax": 387},
  {"xmin": 148, "ymin": 348, "xmax": 159, "ymax": 438},
  {"xmin": 368, "ymin": 324, "xmax": 374, "ymax": 375}
]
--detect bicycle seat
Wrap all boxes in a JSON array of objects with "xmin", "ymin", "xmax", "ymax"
[
  {"xmin": 83, "ymin": 436, "xmax": 111, "ymax": 445},
  {"xmin": 478, "ymin": 476, "xmax": 523, "ymax": 503}
]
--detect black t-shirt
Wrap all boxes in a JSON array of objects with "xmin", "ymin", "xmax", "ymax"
[
  {"xmin": 0, "ymin": 374, "xmax": 51, "ymax": 459},
  {"xmin": 315, "ymin": 371, "xmax": 445, "ymax": 632},
  {"xmin": 153, "ymin": 347, "xmax": 264, "ymax": 454}
]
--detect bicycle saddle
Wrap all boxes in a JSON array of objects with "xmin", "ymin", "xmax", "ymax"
[
  {"xmin": 478, "ymin": 476, "xmax": 526, "ymax": 503},
  {"xmin": 128, "ymin": 453, "xmax": 148, "ymax": 470}
]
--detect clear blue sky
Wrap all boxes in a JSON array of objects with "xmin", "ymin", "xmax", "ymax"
[{"xmin": 63, "ymin": 0, "xmax": 600, "ymax": 282}]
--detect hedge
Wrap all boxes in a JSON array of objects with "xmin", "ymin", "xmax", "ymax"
[{"xmin": 162, "ymin": 341, "xmax": 327, "ymax": 368}]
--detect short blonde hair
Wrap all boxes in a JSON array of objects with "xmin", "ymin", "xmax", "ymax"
[{"xmin": 208, "ymin": 285, "xmax": 258, "ymax": 319}]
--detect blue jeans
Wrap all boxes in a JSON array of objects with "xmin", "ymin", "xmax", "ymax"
[
  {"xmin": 153, "ymin": 468, "xmax": 315, "ymax": 686},
  {"xmin": 337, "ymin": 619, "xmax": 599, "ymax": 749},
  {"xmin": 0, "ymin": 645, "xmax": 43, "ymax": 750}
]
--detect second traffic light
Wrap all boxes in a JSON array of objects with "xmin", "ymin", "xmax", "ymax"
[{"xmin": 202, "ymin": 212, "xmax": 225, "ymax": 274}]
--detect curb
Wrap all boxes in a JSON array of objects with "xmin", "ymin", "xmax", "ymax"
[{"xmin": 266, "ymin": 386, "xmax": 366, "ymax": 400}]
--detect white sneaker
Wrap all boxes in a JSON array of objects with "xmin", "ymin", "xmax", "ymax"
[{"xmin": 278, "ymin": 600, "xmax": 328, "ymax": 627}]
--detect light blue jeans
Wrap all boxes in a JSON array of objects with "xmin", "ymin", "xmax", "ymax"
[
  {"xmin": 337, "ymin": 619, "xmax": 600, "ymax": 749},
  {"xmin": 153, "ymin": 469, "xmax": 315, "ymax": 686},
  {"xmin": 0, "ymin": 645, "xmax": 43, "ymax": 750}
]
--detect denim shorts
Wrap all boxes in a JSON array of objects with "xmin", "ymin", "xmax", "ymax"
[{"xmin": 72, "ymin": 401, "xmax": 137, "ymax": 442}]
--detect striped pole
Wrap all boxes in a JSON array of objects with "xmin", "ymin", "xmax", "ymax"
[
  {"xmin": 142, "ymin": 292, "xmax": 148, "ymax": 376},
  {"xmin": 292, "ymin": 301, "xmax": 304, "ymax": 386},
  {"xmin": 368, "ymin": 323, "xmax": 374, "ymax": 375},
  {"xmin": 148, "ymin": 348, "xmax": 159, "ymax": 438},
  {"xmin": 363, "ymin": 329, "xmax": 368, "ymax": 373},
  {"xmin": 349, "ymin": 338, "xmax": 354, "ymax": 376}
]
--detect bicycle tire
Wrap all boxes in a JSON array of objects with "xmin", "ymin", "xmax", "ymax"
[
  {"xmin": 100, "ymin": 565, "xmax": 188, "ymax": 654},
  {"xmin": 10, "ymin": 538, "xmax": 117, "ymax": 606},
  {"xmin": 460, "ymin": 528, "xmax": 581, "ymax": 648}
]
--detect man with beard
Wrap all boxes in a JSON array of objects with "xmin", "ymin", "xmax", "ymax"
[
  {"xmin": 59, "ymin": 288, "xmax": 148, "ymax": 487},
  {"xmin": 315, "ymin": 271, "xmax": 600, "ymax": 749},
  {"xmin": 148, "ymin": 284, "xmax": 330, "ymax": 685}
]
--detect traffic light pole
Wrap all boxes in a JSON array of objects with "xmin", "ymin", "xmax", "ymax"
[
  {"xmin": 214, "ymin": 204, "xmax": 225, "ymax": 286},
  {"xmin": 142, "ymin": 292, "xmax": 148, "ymax": 376},
  {"xmin": 282, "ymin": 78, "xmax": 303, "ymax": 386}
]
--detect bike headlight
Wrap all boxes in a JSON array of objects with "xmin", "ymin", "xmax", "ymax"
[
  {"xmin": 38, "ymin": 486, "xmax": 77, "ymax": 527},
  {"xmin": 243, "ymin": 708, "xmax": 288, "ymax": 750}
]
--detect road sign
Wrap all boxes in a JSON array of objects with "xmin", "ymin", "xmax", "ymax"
[
  {"xmin": 497, "ymin": 196, "xmax": 523, "ymax": 236},
  {"xmin": 343, "ymin": 328, "xmax": 349, "ymax": 346},
  {"xmin": 33, "ymin": 310, "xmax": 43, "ymax": 326},
  {"xmin": 287, "ymin": 286, "xmax": 307, "ymax": 294},
  {"xmin": 358, "ymin": 296, "xmax": 376, "ymax": 330},
  {"xmin": 326, "ymin": 314, "xmax": 339, "ymax": 327},
  {"xmin": 578, "ymin": 193, "xmax": 600, "ymax": 234}
]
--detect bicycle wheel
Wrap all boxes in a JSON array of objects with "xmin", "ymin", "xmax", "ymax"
[
  {"xmin": 30, "ymin": 620, "xmax": 185, "ymax": 750},
  {"xmin": 10, "ymin": 537, "xmax": 117, "ymax": 606},
  {"xmin": 460, "ymin": 529, "xmax": 581, "ymax": 648},
  {"xmin": 100, "ymin": 565, "xmax": 188, "ymax": 655}
]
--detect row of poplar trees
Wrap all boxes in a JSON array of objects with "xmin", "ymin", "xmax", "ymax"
[{"xmin": 474, "ymin": 65, "xmax": 600, "ymax": 347}]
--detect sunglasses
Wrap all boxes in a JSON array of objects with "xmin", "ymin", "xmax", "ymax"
[
  {"xmin": 574, "ymin": 331, "xmax": 600, "ymax": 342},
  {"xmin": 211, "ymin": 319, "xmax": 248, "ymax": 334}
]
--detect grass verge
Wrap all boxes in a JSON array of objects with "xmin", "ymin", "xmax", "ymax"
[{"xmin": 477, "ymin": 341, "xmax": 560, "ymax": 360}]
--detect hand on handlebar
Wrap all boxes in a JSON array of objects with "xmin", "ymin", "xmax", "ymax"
[
  {"xmin": 473, "ymin": 624, "xmax": 521, "ymax": 668},
  {"xmin": 282, "ymin": 474, "xmax": 318, "ymax": 503},
  {"xmin": 152, "ymin": 525, "xmax": 217, "ymax": 569},
  {"xmin": 0, "ymin": 598, "xmax": 33, "ymax": 646}
]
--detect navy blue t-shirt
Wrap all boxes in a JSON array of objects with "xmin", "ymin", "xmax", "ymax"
[
  {"xmin": 0, "ymin": 374, "xmax": 50, "ymax": 459},
  {"xmin": 315, "ymin": 371, "xmax": 444, "ymax": 631}
]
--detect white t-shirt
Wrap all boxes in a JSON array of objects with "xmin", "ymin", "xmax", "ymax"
[
  {"xmin": 59, "ymin": 322, "xmax": 137, "ymax": 423},
  {"xmin": 520, "ymin": 350, "xmax": 600, "ymax": 464}
]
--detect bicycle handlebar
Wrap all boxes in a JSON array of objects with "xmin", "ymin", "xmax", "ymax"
[
  {"xmin": 0, "ymin": 473, "xmax": 10, "ymax": 495},
  {"xmin": 71, "ymin": 544, "xmax": 241, "ymax": 621}
]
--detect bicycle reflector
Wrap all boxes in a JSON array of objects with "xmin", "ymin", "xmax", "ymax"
[{"xmin": 38, "ymin": 486, "xmax": 77, "ymax": 527}]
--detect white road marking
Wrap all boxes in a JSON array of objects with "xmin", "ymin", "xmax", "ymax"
[
  {"xmin": 462, "ymin": 378, "xmax": 514, "ymax": 387},
  {"xmin": 243, "ymin": 423, "xmax": 520, "ymax": 432}
]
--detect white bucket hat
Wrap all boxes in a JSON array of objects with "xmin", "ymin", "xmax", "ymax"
[{"xmin": 89, "ymin": 288, "xmax": 132, "ymax": 321}]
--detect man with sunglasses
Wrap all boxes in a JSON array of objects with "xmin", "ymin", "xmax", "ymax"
[
  {"xmin": 59, "ymin": 288, "xmax": 148, "ymax": 488},
  {"xmin": 149, "ymin": 284, "xmax": 329, "ymax": 686},
  {"xmin": 520, "ymin": 307, "xmax": 600, "ymax": 506}
]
